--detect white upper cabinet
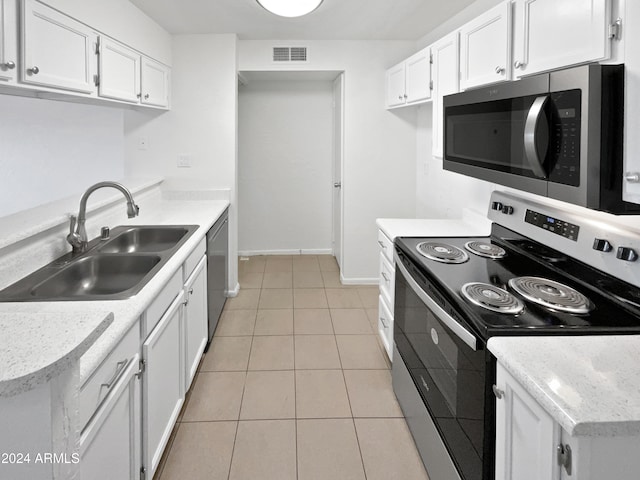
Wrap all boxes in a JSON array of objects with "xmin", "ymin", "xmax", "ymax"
[
  {"xmin": 21, "ymin": 0, "xmax": 96, "ymax": 93},
  {"xmin": 0, "ymin": 0, "xmax": 18, "ymax": 83},
  {"xmin": 386, "ymin": 61, "xmax": 406, "ymax": 108},
  {"xmin": 141, "ymin": 56, "xmax": 170, "ymax": 108},
  {"xmin": 431, "ymin": 31, "xmax": 459, "ymax": 158},
  {"xmin": 405, "ymin": 47, "xmax": 431, "ymax": 104},
  {"xmin": 386, "ymin": 46, "xmax": 432, "ymax": 109},
  {"xmin": 512, "ymin": 0, "xmax": 612, "ymax": 78},
  {"xmin": 460, "ymin": 0, "xmax": 512, "ymax": 90},
  {"xmin": 98, "ymin": 36, "xmax": 140, "ymax": 103}
]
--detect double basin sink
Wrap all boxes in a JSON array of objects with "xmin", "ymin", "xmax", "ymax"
[{"xmin": 0, "ymin": 225, "xmax": 198, "ymax": 302}]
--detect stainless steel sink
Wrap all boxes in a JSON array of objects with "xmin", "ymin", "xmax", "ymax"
[
  {"xmin": 0, "ymin": 224, "xmax": 199, "ymax": 302},
  {"xmin": 98, "ymin": 226, "xmax": 190, "ymax": 253},
  {"xmin": 30, "ymin": 254, "xmax": 161, "ymax": 299}
]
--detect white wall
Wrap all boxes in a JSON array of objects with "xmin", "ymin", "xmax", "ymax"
[
  {"xmin": 124, "ymin": 34, "xmax": 239, "ymax": 290},
  {"xmin": 41, "ymin": 0, "xmax": 171, "ymax": 64},
  {"xmin": 239, "ymin": 40, "xmax": 417, "ymax": 282},
  {"xmin": 0, "ymin": 95, "xmax": 124, "ymax": 218},
  {"xmin": 238, "ymin": 79, "xmax": 333, "ymax": 254}
]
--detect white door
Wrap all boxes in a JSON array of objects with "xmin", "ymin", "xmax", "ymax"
[
  {"xmin": 405, "ymin": 47, "xmax": 431, "ymax": 104},
  {"xmin": 513, "ymin": 0, "xmax": 611, "ymax": 78},
  {"xmin": 98, "ymin": 36, "xmax": 141, "ymax": 103},
  {"xmin": 184, "ymin": 256, "xmax": 208, "ymax": 392},
  {"xmin": 141, "ymin": 56, "xmax": 170, "ymax": 107},
  {"xmin": 386, "ymin": 62, "xmax": 406, "ymax": 108},
  {"xmin": 431, "ymin": 31, "xmax": 460, "ymax": 158},
  {"xmin": 80, "ymin": 354, "xmax": 141, "ymax": 480},
  {"xmin": 0, "ymin": 0, "xmax": 17, "ymax": 82},
  {"xmin": 21, "ymin": 0, "xmax": 95, "ymax": 93},
  {"xmin": 460, "ymin": 0, "xmax": 512, "ymax": 90},
  {"xmin": 142, "ymin": 293, "xmax": 184, "ymax": 479},
  {"xmin": 332, "ymin": 73, "xmax": 344, "ymax": 269},
  {"xmin": 495, "ymin": 363, "xmax": 560, "ymax": 480}
]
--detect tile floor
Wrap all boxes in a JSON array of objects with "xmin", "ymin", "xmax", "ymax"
[{"xmin": 156, "ymin": 255, "xmax": 429, "ymax": 480}]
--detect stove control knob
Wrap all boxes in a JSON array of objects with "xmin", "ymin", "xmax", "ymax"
[
  {"xmin": 592, "ymin": 238, "xmax": 613, "ymax": 252},
  {"xmin": 501, "ymin": 205, "xmax": 514, "ymax": 215},
  {"xmin": 616, "ymin": 247, "xmax": 638, "ymax": 262},
  {"xmin": 492, "ymin": 201, "xmax": 503, "ymax": 211}
]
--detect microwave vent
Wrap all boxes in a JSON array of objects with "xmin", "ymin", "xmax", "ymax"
[{"xmin": 272, "ymin": 46, "xmax": 308, "ymax": 62}]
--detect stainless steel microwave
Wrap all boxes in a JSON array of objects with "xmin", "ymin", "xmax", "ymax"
[{"xmin": 443, "ymin": 64, "xmax": 639, "ymax": 214}]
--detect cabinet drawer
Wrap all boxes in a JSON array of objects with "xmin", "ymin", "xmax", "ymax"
[
  {"xmin": 377, "ymin": 230, "xmax": 393, "ymax": 262},
  {"xmin": 379, "ymin": 253, "xmax": 395, "ymax": 306},
  {"xmin": 378, "ymin": 295, "xmax": 393, "ymax": 361},
  {"xmin": 183, "ymin": 238, "xmax": 206, "ymax": 282},
  {"xmin": 80, "ymin": 323, "xmax": 140, "ymax": 430},
  {"xmin": 145, "ymin": 268, "xmax": 182, "ymax": 336}
]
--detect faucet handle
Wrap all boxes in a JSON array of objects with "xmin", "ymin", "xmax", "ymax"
[{"xmin": 69, "ymin": 215, "xmax": 77, "ymax": 234}]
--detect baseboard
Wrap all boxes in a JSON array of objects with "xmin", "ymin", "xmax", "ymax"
[
  {"xmin": 340, "ymin": 274, "xmax": 378, "ymax": 286},
  {"xmin": 225, "ymin": 282, "xmax": 240, "ymax": 297},
  {"xmin": 238, "ymin": 249, "xmax": 333, "ymax": 256}
]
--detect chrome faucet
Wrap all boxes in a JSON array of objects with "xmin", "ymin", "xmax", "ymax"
[{"xmin": 67, "ymin": 181, "xmax": 140, "ymax": 253}]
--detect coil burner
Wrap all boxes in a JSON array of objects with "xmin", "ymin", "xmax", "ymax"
[
  {"xmin": 508, "ymin": 277, "xmax": 593, "ymax": 314},
  {"xmin": 461, "ymin": 282, "xmax": 525, "ymax": 314},
  {"xmin": 416, "ymin": 242, "xmax": 469, "ymax": 264},
  {"xmin": 464, "ymin": 241, "xmax": 507, "ymax": 259}
]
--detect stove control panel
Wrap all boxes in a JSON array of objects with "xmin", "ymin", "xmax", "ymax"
[{"xmin": 524, "ymin": 209, "xmax": 579, "ymax": 241}]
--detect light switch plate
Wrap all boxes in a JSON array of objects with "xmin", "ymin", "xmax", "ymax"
[{"xmin": 177, "ymin": 154, "xmax": 192, "ymax": 168}]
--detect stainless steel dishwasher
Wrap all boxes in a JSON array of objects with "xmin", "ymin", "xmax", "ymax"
[{"xmin": 206, "ymin": 208, "xmax": 228, "ymax": 346}]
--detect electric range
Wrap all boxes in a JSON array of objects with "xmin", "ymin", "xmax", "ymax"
[{"xmin": 392, "ymin": 191, "xmax": 640, "ymax": 480}]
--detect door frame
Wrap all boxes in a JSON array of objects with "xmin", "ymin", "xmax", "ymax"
[{"xmin": 332, "ymin": 72, "xmax": 345, "ymax": 269}]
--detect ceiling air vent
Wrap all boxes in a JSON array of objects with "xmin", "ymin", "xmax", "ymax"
[{"xmin": 272, "ymin": 46, "xmax": 308, "ymax": 62}]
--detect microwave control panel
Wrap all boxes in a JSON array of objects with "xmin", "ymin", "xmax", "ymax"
[
  {"xmin": 548, "ymin": 89, "xmax": 581, "ymax": 187},
  {"xmin": 525, "ymin": 209, "xmax": 580, "ymax": 241}
]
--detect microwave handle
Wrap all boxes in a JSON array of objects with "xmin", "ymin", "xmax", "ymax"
[{"xmin": 524, "ymin": 95, "xmax": 550, "ymax": 179}]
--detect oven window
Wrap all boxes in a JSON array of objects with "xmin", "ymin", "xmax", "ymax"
[{"xmin": 394, "ymin": 269, "xmax": 489, "ymax": 480}]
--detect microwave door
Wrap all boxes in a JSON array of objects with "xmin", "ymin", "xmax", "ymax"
[{"xmin": 523, "ymin": 95, "xmax": 550, "ymax": 179}]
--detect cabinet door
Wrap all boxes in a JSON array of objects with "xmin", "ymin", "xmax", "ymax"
[
  {"xmin": 513, "ymin": 0, "xmax": 611, "ymax": 78},
  {"xmin": 142, "ymin": 292, "xmax": 184, "ymax": 479},
  {"xmin": 184, "ymin": 256, "xmax": 208, "ymax": 392},
  {"xmin": 405, "ymin": 47, "xmax": 431, "ymax": 104},
  {"xmin": 624, "ymin": 0, "xmax": 640, "ymax": 205},
  {"xmin": 80, "ymin": 354, "xmax": 141, "ymax": 480},
  {"xmin": 386, "ymin": 62, "xmax": 406, "ymax": 108},
  {"xmin": 460, "ymin": 1, "xmax": 511, "ymax": 90},
  {"xmin": 495, "ymin": 363, "xmax": 560, "ymax": 480},
  {"xmin": 21, "ymin": 0, "xmax": 95, "ymax": 93},
  {"xmin": 0, "ymin": 0, "xmax": 17, "ymax": 82},
  {"xmin": 431, "ymin": 31, "xmax": 459, "ymax": 158},
  {"xmin": 98, "ymin": 37, "xmax": 140, "ymax": 103},
  {"xmin": 140, "ymin": 56, "xmax": 169, "ymax": 107}
]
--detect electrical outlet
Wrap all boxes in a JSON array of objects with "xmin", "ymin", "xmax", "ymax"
[
  {"xmin": 177, "ymin": 154, "xmax": 192, "ymax": 168},
  {"xmin": 138, "ymin": 136, "xmax": 148, "ymax": 150}
]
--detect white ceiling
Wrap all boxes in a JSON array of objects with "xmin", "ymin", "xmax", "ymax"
[{"xmin": 129, "ymin": 0, "xmax": 477, "ymax": 40}]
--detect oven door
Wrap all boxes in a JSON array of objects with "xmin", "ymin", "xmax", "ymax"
[{"xmin": 393, "ymin": 254, "xmax": 495, "ymax": 480}]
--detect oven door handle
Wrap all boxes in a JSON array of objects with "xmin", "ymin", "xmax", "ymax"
[
  {"xmin": 395, "ymin": 254, "xmax": 478, "ymax": 351},
  {"xmin": 524, "ymin": 95, "xmax": 549, "ymax": 179}
]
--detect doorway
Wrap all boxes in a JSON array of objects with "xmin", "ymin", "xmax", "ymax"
[{"xmin": 237, "ymin": 70, "xmax": 344, "ymax": 262}]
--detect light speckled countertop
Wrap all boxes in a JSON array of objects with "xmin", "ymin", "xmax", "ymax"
[
  {"xmin": 489, "ymin": 335, "xmax": 640, "ymax": 437},
  {"xmin": 0, "ymin": 196, "xmax": 229, "ymax": 395},
  {"xmin": 376, "ymin": 208, "xmax": 491, "ymax": 240}
]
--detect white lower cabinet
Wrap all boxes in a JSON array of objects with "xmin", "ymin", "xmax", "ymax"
[
  {"xmin": 377, "ymin": 229, "xmax": 394, "ymax": 360},
  {"xmin": 142, "ymin": 291, "xmax": 184, "ymax": 480},
  {"xmin": 80, "ymin": 354, "xmax": 141, "ymax": 480},
  {"xmin": 184, "ymin": 255, "xmax": 208, "ymax": 392}
]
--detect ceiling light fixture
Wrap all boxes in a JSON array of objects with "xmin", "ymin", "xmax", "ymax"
[{"xmin": 256, "ymin": 0, "xmax": 324, "ymax": 18}]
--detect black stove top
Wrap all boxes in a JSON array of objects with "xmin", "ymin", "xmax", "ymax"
[{"xmin": 395, "ymin": 224, "xmax": 640, "ymax": 340}]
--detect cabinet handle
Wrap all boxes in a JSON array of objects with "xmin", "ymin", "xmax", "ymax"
[
  {"xmin": 183, "ymin": 299, "xmax": 189, "ymax": 306},
  {"xmin": 492, "ymin": 384, "xmax": 504, "ymax": 399},
  {"xmin": 403, "ymin": 94, "xmax": 408, "ymax": 99},
  {"xmin": 136, "ymin": 93, "xmax": 141, "ymax": 98},
  {"xmin": 380, "ymin": 316, "xmax": 388, "ymax": 328},
  {"xmin": 144, "ymin": 94, "xmax": 150, "ymax": 99},
  {"xmin": 27, "ymin": 66, "xmax": 39, "ymax": 75},
  {"xmin": 625, "ymin": 172, "xmax": 640, "ymax": 183},
  {"xmin": 189, "ymin": 288, "xmax": 194, "ymax": 295},
  {"xmin": 377, "ymin": 240, "xmax": 387, "ymax": 249},
  {"xmin": 514, "ymin": 61, "xmax": 525, "ymax": 70},
  {"xmin": 495, "ymin": 66, "xmax": 505, "ymax": 74},
  {"xmin": 381, "ymin": 272, "xmax": 390, "ymax": 282},
  {"xmin": 101, "ymin": 360, "xmax": 128, "ymax": 390},
  {"xmin": 398, "ymin": 95, "xmax": 403, "ymax": 100},
  {"xmin": 1, "ymin": 61, "xmax": 15, "ymax": 70},
  {"xmin": 557, "ymin": 444, "xmax": 572, "ymax": 475}
]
